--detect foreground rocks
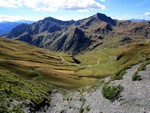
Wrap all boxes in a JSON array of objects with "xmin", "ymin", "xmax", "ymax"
[{"xmin": 44, "ymin": 64, "xmax": 150, "ymax": 113}]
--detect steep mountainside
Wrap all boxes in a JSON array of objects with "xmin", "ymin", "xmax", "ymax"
[{"xmin": 3, "ymin": 13, "xmax": 150, "ymax": 55}]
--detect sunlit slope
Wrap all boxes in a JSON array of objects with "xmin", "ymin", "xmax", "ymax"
[
  {"xmin": 1, "ymin": 38, "xmax": 150, "ymax": 88},
  {"xmin": 0, "ymin": 38, "xmax": 96, "ymax": 88},
  {"xmin": 77, "ymin": 42, "xmax": 150, "ymax": 78}
]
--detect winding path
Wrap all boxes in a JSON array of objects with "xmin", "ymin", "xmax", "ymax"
[
  {"xmin": 59, "ymin": 55, "xmax": 80, "ymax": 66},
  {"xmin": 58, "ymin": 51, "xmax": 113, "ymax": 68}
]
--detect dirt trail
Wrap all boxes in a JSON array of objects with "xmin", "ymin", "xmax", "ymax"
[{"xmin": 59, "ymin": 51, "xmax": 112, "ymax": 68}]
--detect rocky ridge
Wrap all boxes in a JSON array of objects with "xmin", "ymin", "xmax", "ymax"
[{"xmin": 4, "ymin": 13, "xmax": 150, "ymax": 55}]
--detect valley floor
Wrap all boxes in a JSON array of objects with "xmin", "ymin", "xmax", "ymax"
[{"xmin": 42, "ymin": 63, "xmax": 150, "ymax": 113}]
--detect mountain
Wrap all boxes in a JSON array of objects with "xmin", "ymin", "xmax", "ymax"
[
  {"xmin": 1, "ymin": 13, "xmax": 150, "ymax": 112},
  {"xmin": 0, "ymin": 21, "xmax": 33, "ymax": 35},
  {"xmin": 3, "ymin": 13, "xmax": 150, "ymax": 55}
]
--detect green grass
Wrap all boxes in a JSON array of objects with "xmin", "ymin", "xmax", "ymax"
[
  {"xmin": 132, "ymin": 72, "xmax": 142, "ymax": 81},
  {"xmin": 77, "ymin": 42, "xmax": 150, "ymax": 79},
  {"xmin": 112, "ymin": 69, "xmax": 126, "ymax": 80},
  {"xmin": 0, "ymin": 38, "xmax": 96, "ymax": 88},
  {"xmin": 102, "ymin": 82, "xmax": 123, "ymax": 101},
  {"xmin": 86, "ymin": 105, "xmax": 90, "ymax": 112},
  {"xmin": 132, "ymin": 62, "xmax": 150, "ymax": 81},
  {"xmin": 79, "ymin": 96, "xmax": 86, "ymax": 113},
  {"xmin": 0, "ymin": 67, "xmax": 51, "ymax": 112},
  {"xmin": 0, "ymin": 36, "xmax": 150, "ymax": 112},
  {"xmin": 0, "ymin": 38, "xmax": 150, "ymax": 89},
  {"xmin": 1, "ymin": 38, "xmax": 150, "ymax": 88},
  {"xmin": 1, "ymin": 31, "xmax": 150, "ymax": 112}
]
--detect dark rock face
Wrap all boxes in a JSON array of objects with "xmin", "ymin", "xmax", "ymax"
[
  {"xmin": 18, "ymin": 34, "xmax": 32, "ymax": 43},
  {"xmin": 94, "ymin": 24, "xmax": 113, "ymax": 35},
  {"xmin": 7, "ymin": 24, "xmax": 30, "ymax": 38},
  {"xmin": 64, "ymin": 28, "xmax": 92, "ymax": 54},
  {"xmin": 85, "ymin": 17, "xmax": 96, "ymax": 26},
  {"xmin": 47, "ymin": 25, "xmax": 62, "ymax": 33},
  {"xmin": 96, "ymin": 13, "xmax": 117, "ymax": 26},
  {"xmin": 49, "ymin": 28, "xmax": 92, "ymax": 55},
  {"xmin": 51, "ymin": 35, "xmax": 68, "ymax": 51},
  {"xmin": 120, "ymin": 36, "xmax": 132, "ymax": 45},
  {"xmin": 32, "ymin": 36, "xmax": 44, "ymax": 47},
  {"xmin": 30, "ymin": 98, "xmax": 50, "ymax": 112}
]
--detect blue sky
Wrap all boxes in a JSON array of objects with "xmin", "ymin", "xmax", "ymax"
[{"xmin": 0, "ymin": 0, "xmax": 150, "ymax": 22}]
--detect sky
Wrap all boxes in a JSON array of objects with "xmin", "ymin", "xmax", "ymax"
[{"xmin": 0, "ymin": 0, "xmax": 150, "ymax": 22}]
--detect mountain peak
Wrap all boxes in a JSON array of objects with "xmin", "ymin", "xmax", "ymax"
[
  {"xmin": 41, "ymin": 16, "xmax": 75, "ymax": 26},
  {"xmin": 96, "ymin": 13, "xmax": 107, "ymax": 17},
  {"xmin": 92, "ymin": 13, "xmax": 117, "ymax": 26}
]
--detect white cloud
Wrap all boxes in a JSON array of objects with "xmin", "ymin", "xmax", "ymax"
[
  {"xmin": 0, "ymin": 0, "xmax": 19, "ymax": 8},
  {"xmin": 78, "ymin": 9, "xmax": 89, "ymax": 13},
  {"xmin": 0, "ymin": 14, "xmax": 88, "ymax": 22},
  {"xmin": 133, "ymin": 12, "xmax": 150, "ymax": 20},
  {"xmin": 145, "ymin": 12, "xmax": 150, "ymax": 16},
  {"xmin": 55, "ymin": 15, "xmax": 86, "ymax": 21},
  {"xmin": 0, "ymin": 14, "xmax": 42, "ymax": 22},
  {"xmin": 116, "ymin": 12, "xmax": 150, "ymax": 20},
  {"xmin": 0, "ymin": 0, "xmax": 105, "ymax": 12},
  {"xmin": 100, "ymin": 0, "xmax": 106, "ymax": 2},
  {"xmin": 116, "ymin": 15, "xmax": 132, "ymax": 20}
]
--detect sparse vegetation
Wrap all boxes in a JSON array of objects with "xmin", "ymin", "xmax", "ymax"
[
  {"xmin": 102, "ymin": 83, "xmax": 123, "ymax": 101},
  {"xmin": 132, "ymin": 62, "xmax": 150, "ymax": 81},
  {"xmin": 132, "ymin": 72, "xmax": 142, "ymax": 81},
  {"xmin": 112, "ymin": 69, "xmax": 126, "ymax": 80},
  {"xmin": 86, "ymin": 105, "xmax": 90, "ymax": 112},
  {"xmin": 132, "ymin": 63, "xmax": 149, "ymax": 81},
  {"xmin": 79, "ymin": 96, "xmax": 86, "ymax": 113},
  {"xmin": 11, "ymin": 104, "xmax": 24, "ymax": 113}
]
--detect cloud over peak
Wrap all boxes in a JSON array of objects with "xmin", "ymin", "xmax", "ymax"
[{"xmin": 0, "ymin": 0, "xmax": 105, "ymax": 12}]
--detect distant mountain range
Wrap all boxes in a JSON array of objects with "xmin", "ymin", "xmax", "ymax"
[
  {"xmin": 2, "ymin": 13, "xmax": 150, "ymax": 55},
  {"xmin": 130, "ymin": 19, "xmax": 150, "ymax": 22},
  {"xmin": 0, "ymin": 20, "xmax": 33, "ymax": 35}
]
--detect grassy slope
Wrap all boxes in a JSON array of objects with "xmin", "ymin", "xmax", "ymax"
[
  {"xmin": 0, "ymin": 38, "xmax": 96, "ymax": 88},
  {"xmin": 76, "ymin": 42, "xmax": 150, "ymax": 78},
  {"xmin": 0, "ymin": 38, "xmax": 96, "ymax": 112},
  {"xmin": 0, "ymin": 38, "xmax": 150, "ymax": 112},
  {"xmin": 0, "ymin": 67, "xmax": 50, "ymax": 112},
  {"xmin": 1, "ymin": 38, "xmax": 149, "ymax": 87}
]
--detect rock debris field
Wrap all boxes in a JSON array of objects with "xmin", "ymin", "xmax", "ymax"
[{"xmin": 42, "ymin": 64, "xmax": 150, "ymax": 113}]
